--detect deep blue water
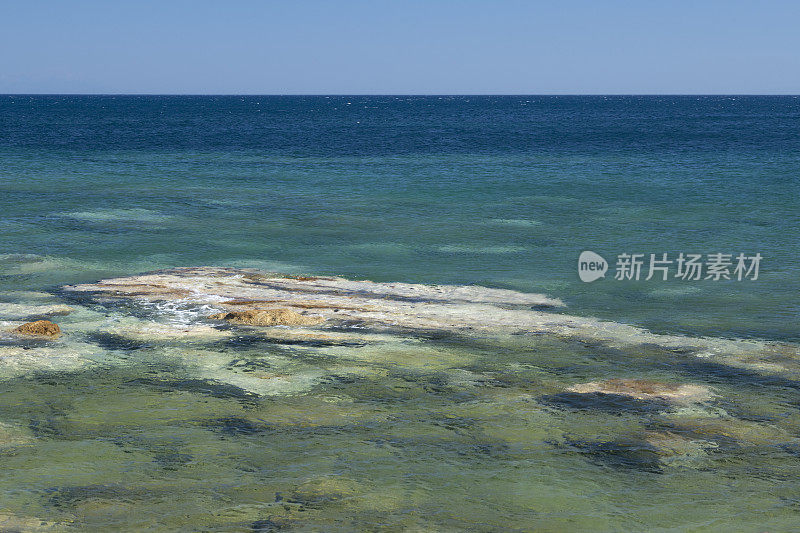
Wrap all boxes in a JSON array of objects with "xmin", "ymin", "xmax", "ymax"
[{"xmin": 1, "ymin": 95, "xmax": 799, "ymax": 340}]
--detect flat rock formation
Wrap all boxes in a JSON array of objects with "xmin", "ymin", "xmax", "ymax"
[{"xmin": 61, "ymin": 267, "xmax": 799, "ymax": 377}]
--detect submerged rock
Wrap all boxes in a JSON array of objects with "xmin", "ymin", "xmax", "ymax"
[
  {"xmin": 231, "ymin": 331, "xmax": 367, "ymax": 348},
  {"xmin": 642, "ymin": 430, "xmax": 719, "ymax": 466},
  {"xmin": 208, "ymin": 308, "xmax": 324, "ymax": 327},
  {"xmin": 0, "ymin": 421, "xmax": 34, "ymax": 448},
  {"xmin": 0, "ymin": 512, "xmax": 68, "ymax": 531},
  {"xmin": 539, "ymin": 391, "xmax": 671, "ymax": 415},
  {"xmin": 282, "ymin": 476, "xmax": 361, "ymax": 508},
  {"xmin": 86, "ymin": 331, "xmax": 152, "ymax": 351},
  {"xmin": 126, "ymin": 377, "xmax": 259, "ymax": 401},
  {"xmin": 205, "ymin": 416, "xmax": 271, "ymax": 435},
  {"xmin": 649, "ymin": 416, "xmax": 790, "ymax": 448},
  {"xmin": 562, "ymin": 436, "xmax": 663, "ymax": 473},
  {"xmin": 90, "ymin": 321, "xmax": 232, "ymax": 343},
  {"xmin": 47, "ymin": 483, "xmax": 159, "ymax": 509},
  {"xmin": 567, "ymin": 379, "xmax": 714, "ymax": 405},
  {"xmin": 0, "ymin": 344, "xmax": 96, "ymax": 378},
  {"xmin": 14, "ymin": 319, "xmax": 61, "ymax": 337},
  {"xmin": 250, "ymin": 517, "xmax": 296, "ymax": 531},
  {"xmin": 0, "ymin": 302, "xmax": 73, "ymax": 320},
  {"xmin": 561, "ymin": 429, "xmax": 716, "ymax": 472}
]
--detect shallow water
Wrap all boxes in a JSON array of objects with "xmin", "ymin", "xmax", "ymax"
[
  {"xmin": 2, "ymin": 302, "xmax": 800, "ymax": 531},
  {"xmin": 0, "ymin": 96, "xmax": 799, "ymax": 530}
]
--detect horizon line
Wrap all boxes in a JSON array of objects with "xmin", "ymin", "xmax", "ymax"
[{"xmin": 1, "ymin": 93, "xmax": 799, "ymax": 97}]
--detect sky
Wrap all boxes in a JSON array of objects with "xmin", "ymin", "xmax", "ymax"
[{"xmin": 1, "ymin": 1, "xmax": 798, "ymax": 94}]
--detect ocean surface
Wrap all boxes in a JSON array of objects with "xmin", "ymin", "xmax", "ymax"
[{"xmin": 0, "ymin": 95, "xmax": 799, "ymax": 531}]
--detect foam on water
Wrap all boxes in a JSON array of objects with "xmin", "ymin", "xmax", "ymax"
[
  {"xmin": 648, "ymin": 286, "xmax": 704, "ymax": 298},
  {"xmin": 57, "ymin": 208, "xmax": 174, "ymax": 224},
  {"xmin": 436, "ymin": 244, "xmax": 528, "ymax": 254},
  {"xmin": 483, "ymin": 218, "xmax": 544, "ymax": 227}
]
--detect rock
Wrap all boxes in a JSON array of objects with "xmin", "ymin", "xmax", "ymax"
[
  {"xmin": 208, "ymin": 308, "xmax": 324, "ymax": 327},
  {"xmin": 14, "ymin": 320, "xmax": 61, "ymax": 337},
  {"xmin": 567, "ymin": 379, "xmax": 714, "ymax": 404}
]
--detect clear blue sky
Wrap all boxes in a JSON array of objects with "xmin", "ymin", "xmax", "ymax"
[{"xmin": 1, "ymin": 0, "xmax": 798, "ymax": 94}]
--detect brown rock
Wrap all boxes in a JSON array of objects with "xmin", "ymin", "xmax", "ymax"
[
  {"xmin": 207, "ymin": 308, "xmax": 324, "ymax": 327},
  {"xmin": 14, "ymin": 320, "xmax": 61, "ymax": 337}
]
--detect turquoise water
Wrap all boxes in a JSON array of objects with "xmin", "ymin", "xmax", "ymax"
[
  {"xmin": 0, "ymin": 96, "xmax": 799, "ymax": 530},
  {"xmin": 2, "ymin": 95, "xmax": 799, "ymax": 341}
]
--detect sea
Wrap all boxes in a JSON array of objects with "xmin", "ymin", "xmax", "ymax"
[{"xmin": 0, "ymin": 95, "xmax": 798, "ymax": 531}]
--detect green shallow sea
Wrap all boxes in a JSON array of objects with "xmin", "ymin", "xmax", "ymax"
[{"xmin": 0, "ymin": 95, "xmax": 799, "ymax": 531}]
